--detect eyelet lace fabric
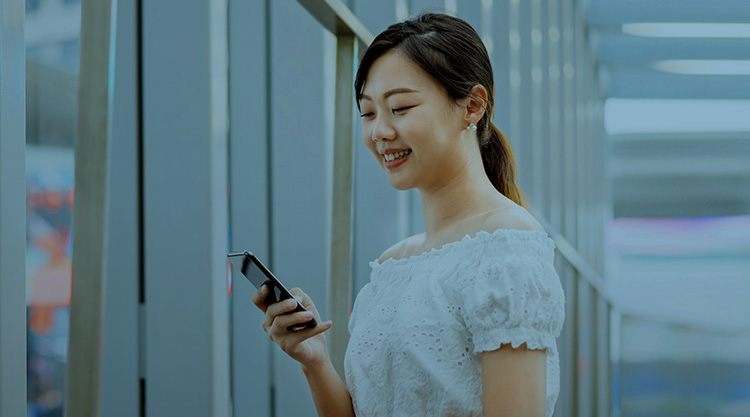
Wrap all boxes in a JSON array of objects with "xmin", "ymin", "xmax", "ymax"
[{"xmin": 344, "ymin": 229, "xmax": 566, "ymax": 417}]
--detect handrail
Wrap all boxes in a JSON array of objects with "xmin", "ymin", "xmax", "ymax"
[
  {"xmin": 298, "ymin": 0, "xmax": 374, "ymax": 45},
  {"xmin": 536, "ymin": 215, "xmax": 616, "ymax": 306},
  {"xmin": 621, "ymin": 312, "xmax": 750, "ymax": 337},
  {"xmin": 539, "ymin": 214, "xmax": 750, "ymax": 338},
  {"xmin": 295, "ymin": 0, "xmax": 374, "ymax": 379}
]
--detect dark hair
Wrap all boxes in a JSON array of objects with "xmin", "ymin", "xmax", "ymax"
[{"xmin": 355, "ymin": 13, "xmax": 526, "ymax": 208}]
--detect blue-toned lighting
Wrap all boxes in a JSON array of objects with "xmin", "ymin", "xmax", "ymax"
[
  {"xmin": 622, "ymin": 23, "xmax": 750, "ymax": 38},
  {"xmin": 652, "ymin": 60, "xmax": 750, "ymax": 75},
  {"xmin": 605, "ymin": 99, "xmax": 750, "ymax": 134}
]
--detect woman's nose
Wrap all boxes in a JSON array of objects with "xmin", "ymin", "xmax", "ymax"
[{"xmin": 371, "ymin": 116, "xmax": 396, "ymax": 142}]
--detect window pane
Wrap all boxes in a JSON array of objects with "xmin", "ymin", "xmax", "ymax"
[{"xmin": 25, "ymin": 1, "xmax": 81, "ymax": 415}]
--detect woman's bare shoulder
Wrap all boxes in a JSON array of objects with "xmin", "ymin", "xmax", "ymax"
[
  {"xmin": 377, "ymin": 233, "xmax": 425, "ymax": 264},
  {"xmin": 480, "ymin": 204, "xmax": 546, "ymax": 234}
]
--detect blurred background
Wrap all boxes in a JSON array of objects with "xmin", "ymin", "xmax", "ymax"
[{"xmin": 2, "ymin": 0, "xmax": 749, "ymax": 416}]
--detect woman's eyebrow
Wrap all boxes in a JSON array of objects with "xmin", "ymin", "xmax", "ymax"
[{"xmin": 360, "ymin": 88, "xmax": 420, "ymax": 101}]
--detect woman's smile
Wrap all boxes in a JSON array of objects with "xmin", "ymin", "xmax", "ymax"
[
  {"xmin": 360, "ymin": 50, "xmax": 468, "ymax": 190},
  {"xmin": 382, "ymin": 149, "xmax": 412, "ymax": 169}
]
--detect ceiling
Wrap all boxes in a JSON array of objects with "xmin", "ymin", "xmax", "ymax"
[{"xmin": 585, "ymin": 0, "xmax": 750, "ymax": 218}]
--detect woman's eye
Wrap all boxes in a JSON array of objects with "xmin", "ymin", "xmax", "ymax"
[
  {"xmin": 393, "ymin": 106, "xmax": 414, "ymax": 114},
  {"xmin": 359, "ymin": 112, "xmax": 374, "ymax": 119}
]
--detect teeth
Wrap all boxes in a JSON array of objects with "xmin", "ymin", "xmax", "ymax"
[{"xmin": 384, "ymin": 150, "xmax": 411, "ymax": 162}]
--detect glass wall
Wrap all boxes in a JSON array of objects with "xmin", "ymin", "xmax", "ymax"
[
  {"xmin": 24, "ymin": 0, "xmax": 81, "ymax": 415},
  {"xmin": 6, "ymin": 0, "xmax": 611, "ymax": 415},
  {"xmin": 227, "ymin": 1, "xmax": 610, "ymax": 416}
]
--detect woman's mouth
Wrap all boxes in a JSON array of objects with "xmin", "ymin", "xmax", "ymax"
[{"xmin": 383, "ymin": 149, "xmax": 412, "ymax": 169}]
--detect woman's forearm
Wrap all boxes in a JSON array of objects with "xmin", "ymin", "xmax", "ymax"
[{"xmin": 301, "ymin": 358, "xmax": 356, "ymax": 417}]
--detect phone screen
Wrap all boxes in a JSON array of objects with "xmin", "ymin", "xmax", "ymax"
[
  {"xmin": 227, "ymin": 251, "xmax": 317, "ymax": 330},
  {"xmin": 228, "ymin": 251, "xmax": 284, "ymax": 302}
]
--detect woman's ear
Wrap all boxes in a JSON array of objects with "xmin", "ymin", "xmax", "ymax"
[{"xmin": 461, "ymin": 84, "xmax": 488, "ymax": 125}]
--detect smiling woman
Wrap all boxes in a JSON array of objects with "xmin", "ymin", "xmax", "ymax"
[
  {"xmin": 251, "ymin": 12, "xmax": 565, "ymax": 417},
  {"xmin": 355, "ymin": 15, "xmax": 524, "ymax": 205}
]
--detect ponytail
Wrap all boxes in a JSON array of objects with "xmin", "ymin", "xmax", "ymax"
[{"xmin": 480, "ymin": 121, "xmax": 527, "ymax": 209}]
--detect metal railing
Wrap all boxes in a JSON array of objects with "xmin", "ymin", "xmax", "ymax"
[
  {"xmin": 296, "ymin": 4, "xmax": 616, "ymax": 417},
  {"xmin": 65, "ymin": 0, "xmax": 116, "ymax": 415},
  {"xmin": 296, "ymin": 0, "xmax": 373, "ymax": 378},
  {"xmin": 538, "ymin": 215, "xmax": 614, "ymax": 417}
]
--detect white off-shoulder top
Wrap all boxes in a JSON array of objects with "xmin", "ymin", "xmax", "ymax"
[{"xmin": 344, "ymin": 228, "xmax": 566, "ymax": 417}]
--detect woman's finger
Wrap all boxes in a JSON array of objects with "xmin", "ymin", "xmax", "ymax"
[
  {"xmin": 289, "ymin": 287, "xmax": 314, "ymax": 309},
  {"xmin": 270, "ymin": 320, "xmax": 333, "ymax": 352},
  {"xmin": 284, "ymin": 320, "xmax": 333, "ymax": 345},
  {"xmin": 262, "ymin": 297, "xmax": 301, "ymax": 330},
  {"xmin": 251, "ymin": 284, "xmax": 270, "ymax": 312},
  {"xmin": 272, "ymin": 310, "xmax": 315, "ymax": 331}
]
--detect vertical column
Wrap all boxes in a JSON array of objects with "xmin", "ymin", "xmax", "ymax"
[
  {"xmin": 65, "ymin": 0, "xmax": 115, "ymax": 415},
  {"xmin": 561, "ymin": 3, "xmax": 580, "ymax": 411},
  {"xmin": 599, "ymin": 98, "xmax": 610, "ymax": 276},
  {"xmin": 329, "ymin": 34, "xmax": 356, "ymax": 378},
  {"xmin": 554, "ymin": 252, "xmax": 576, "ymax": 417},
  {"xmin": 270, "ymin": 2, "xmax": 328, "ymax": 415},
  {"xmin": 597, "ymin": 298, "xmax": 612, "ymax": 417},
  {"xmin": 559, "ymin": 2, "xmax": 579, "ymax": 415},
  {"xmin": 517, "ymin": 0, "xmax": 533, "ymax": 200},
  {"xmin": 610, "ymin": 308, "xmax": 622, "ymax": 417},
  {"xmin": 141, "ymin": 0, "xmax": 230, "ymax": 414},
  {"xmin": 561, "ymin": 0, "xmax": 576, "ymax": 248},
  {"xmin": 228, "ymin": 0, "xmax": 272, "ymax": 415},
  {"xmin": 100, "ymin": 0, "xmax": 140, "ymax": 415},
  {"xmin": 547, "ymin": 0, "xmax": 562, "ymax": 230},
  {"xmin": 530, "ymin": 0, "xmax": 545, "ymax": 215},
  {"xmin": 579, "ymin": 282, "xmax": 595, "ymax": 417},
  {"xmin": 574, "ymin": 5, "xmax": 588, "ymax": 262},
  {"xmin": 480, "ymin": 0, "xmax": 494, "ymax": 60},
  {"xmin": 587, "ymin": 59, "xmax": 598, "ymax": 272},
  {"xmin": 491, "ymin": 0, "xmax": 511, "ymax": 145},
  {"xmin": 582, "ymin": 62, "xmax": 592, "ymax": 266},
  {"xmin": 507, "ymin": 0, "xmax": 522, "ymax": 157},
  {"xmin": 0, "ymin": 1, "xmax": 27, "ymax": 416},
  {"xmin": 591, "ymin": 87, "xmax": 601, "ymax": 275}
]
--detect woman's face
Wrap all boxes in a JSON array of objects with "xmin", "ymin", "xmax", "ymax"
[{"xmin": 359, "ymin": 50, "xmax": 468, "ymax": 191}]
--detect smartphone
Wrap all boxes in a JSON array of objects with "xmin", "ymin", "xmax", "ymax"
[{"xmin": 227, "ymin": 251, "xmax": 317, "ymax": 331}]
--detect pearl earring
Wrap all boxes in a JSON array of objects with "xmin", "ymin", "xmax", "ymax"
[{"xmin": 466, "ymin": 123, "xmax": 477, "ymax": 131}]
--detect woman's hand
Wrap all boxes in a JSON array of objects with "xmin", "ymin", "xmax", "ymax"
[{"xmin": 252, "ymin": 285, "xmax": 333, "ymax": 368}]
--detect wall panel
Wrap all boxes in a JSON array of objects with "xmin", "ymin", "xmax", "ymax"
[
  {"xmin": 228, "ymin": 0, "xmax": 273, "ymax": 415},
  {"xmin": 270, "ymin": 1, "xmax": 329, "ymax": 415}
]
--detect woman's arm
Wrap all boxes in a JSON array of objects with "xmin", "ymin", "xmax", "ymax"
[
  {"xmin": 301, "ymin": 358, "xmax": 356, "ymax": 417},
  {"xmin": 481, "ymin": 342, "xmax": 546, "ymax": 417},
  {"xmin": 252, "ymin": 286, "xmax": 354, "ymax": 417}
]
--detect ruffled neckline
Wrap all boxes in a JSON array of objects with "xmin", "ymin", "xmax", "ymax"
[{"xmin": 369, "ymin": 228, "xmax": 555, "ymax": 269}]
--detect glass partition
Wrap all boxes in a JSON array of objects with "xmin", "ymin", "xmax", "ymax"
[{"xmin": 25, "ymin": 0, "xmax": 81, "ymax": 415}]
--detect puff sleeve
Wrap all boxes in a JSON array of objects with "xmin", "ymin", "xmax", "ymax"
[{"xmin": 456, "ymin": 252, "xmax": 566, "ymax": 354}]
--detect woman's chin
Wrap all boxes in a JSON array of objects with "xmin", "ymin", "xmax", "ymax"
[{"xmin": 386, "ymin": 176, "xmax": 414, "ymax": 191}]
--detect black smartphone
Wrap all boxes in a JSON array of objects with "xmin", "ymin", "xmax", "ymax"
[{"xmin": 227, "ymin": 251, "xmax": 317, "ymax": 331}]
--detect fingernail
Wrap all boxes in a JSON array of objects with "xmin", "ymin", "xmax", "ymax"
[
  {"xmin": 286, "ymin": 299, "xmax": 297, "ymax": 308},
  {"xmin": 294, "ymin": 295, "xmax": 303, "ymax": 303},
  {"xmin": 260, "ymin": 285, "xmax": 267, "ymax": 294},
  {"xmin": 302, "ymin": 311, "xmax": 313, "ymax": 319}
]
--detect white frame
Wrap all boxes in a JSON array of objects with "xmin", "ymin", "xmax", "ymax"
[{"xmin": 0, "ymin": 1, "xmax": 27, "ymax": 415}]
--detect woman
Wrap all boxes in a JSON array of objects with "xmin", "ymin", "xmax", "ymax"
[{"xmin": 252, "ymin": 13, "xmax": 565, "ymax": 417}]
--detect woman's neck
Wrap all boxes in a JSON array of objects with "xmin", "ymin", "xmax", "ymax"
[{"xmin": 418, "ymin": 161, "xmax": 505, "ymax": 239}]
